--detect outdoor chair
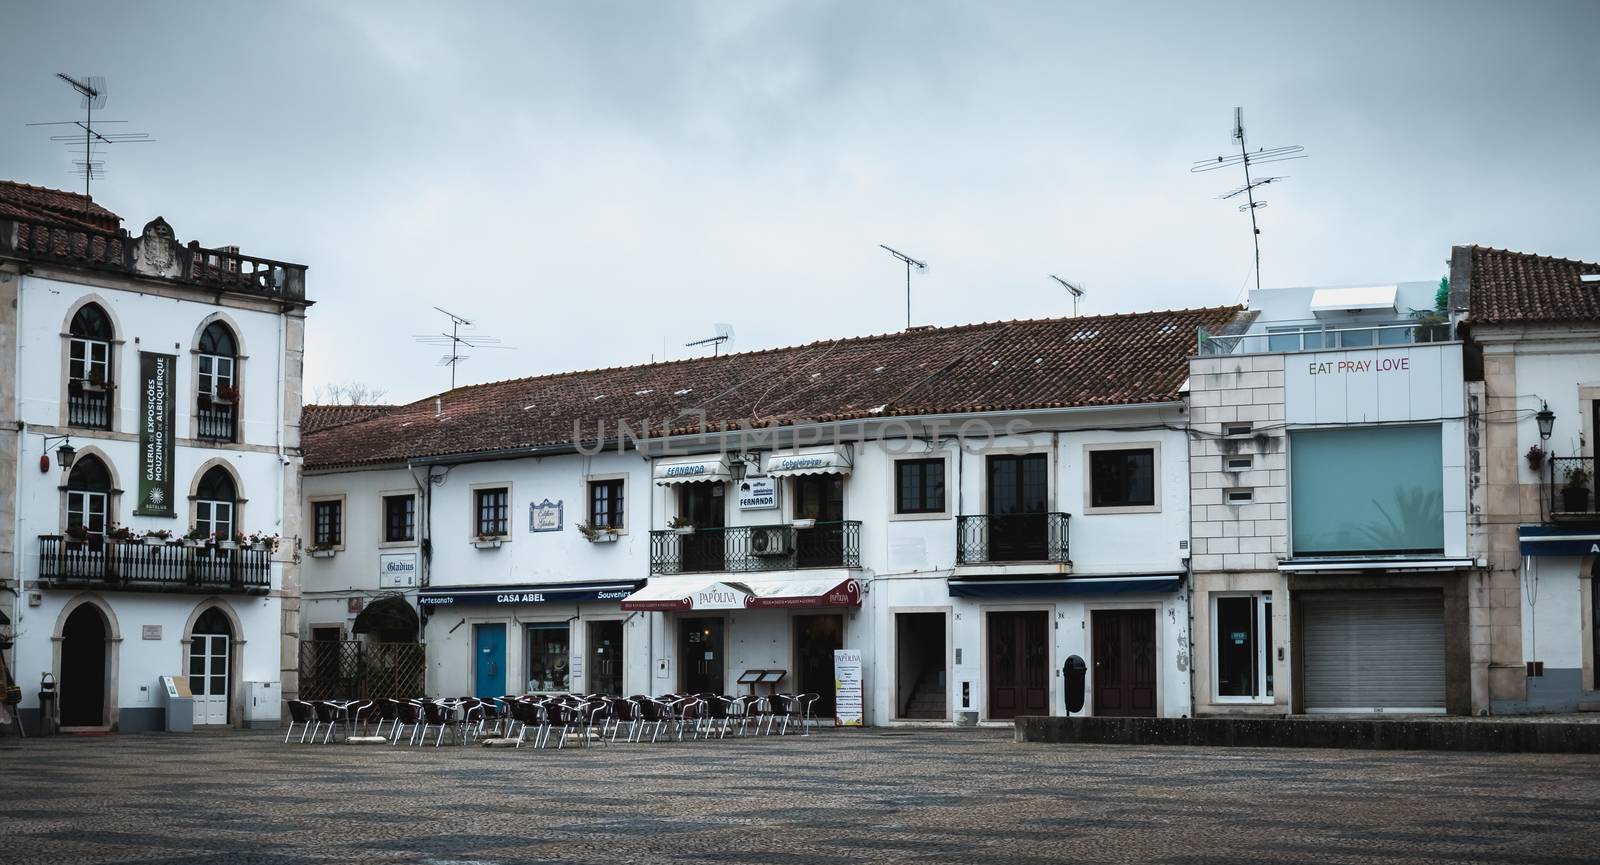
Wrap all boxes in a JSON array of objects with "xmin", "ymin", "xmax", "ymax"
[
  {"xmin": 509, "ymin": 699, "xmax": 550, "ymax": 748},
  {"xmin": 417, "ymin": 700, "xmax": 462, "ymax": 747},
  {"xmin": 674, "ymin": 697, "xmax": 704, "ymax": 741},
  {"xmin": 795, "ymin": 693, "xmax": 820, "ymax": 736},
  {"xmin": 391, "ymin": 700, "xmax": 424, "ymax": 745},
  {"xmin": 635, "ymin": 697, "xmax": 671, "ymax": 743},
  {"xmin": 284, "ymin": 700, "xmax": 315, "ymax": 743},
  {"xmin": 366, "ymin": 699, "xmax": 400, "ymax": 738},
  {"xmin": 310, "ymin": 700, "xmax": 347, "ymax": 744}
]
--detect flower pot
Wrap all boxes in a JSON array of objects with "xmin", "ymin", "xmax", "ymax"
[
  {"xmin": 588, "ymin": 532, "xmax": 619, "ymax": 544},
  {"xmin": 253, "ymin": 541, "xmax": 272, "ymax": 552},
  {"xmin": 218, "ymin": 540, "xmax": 238, "ymax": 550},
  {"xmin": 670, "ymin": 527, "xmax": 694, "ymax": 535},
  {"xmin": 791, "ymin": 519, "xmax": 816, "ymax": 529},
  {"xmin": 311, "ymin": 548, "xmax": 337, "ymax": 559},
  {"xmin": 1562, "ymin": 487, "xmax": 1591, "ymax": 512},
  {"xmin": 184, "ymin": 539, "xmax": 205, "ymax": 548},
  {"xmin": 142, "ymin": 536, "xmax": 164, "ymax": 547},
  {"xmin": 474, "ymin": 538, "xmax": 503, "ymax": 549}
]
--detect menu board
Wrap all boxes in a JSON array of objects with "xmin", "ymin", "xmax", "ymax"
[{"xmin": 833, "ymin": 649, "xmax": 863, "ymax": 727}]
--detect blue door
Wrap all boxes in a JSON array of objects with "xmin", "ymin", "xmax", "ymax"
[{"xmin": 473, "ymin": 624, "xmax": 506, "ymax": 698}]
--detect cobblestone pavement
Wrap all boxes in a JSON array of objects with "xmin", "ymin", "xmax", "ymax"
[{"xmin": 2, "ymin": 727, "xmax": 1598, "ymax": 864}]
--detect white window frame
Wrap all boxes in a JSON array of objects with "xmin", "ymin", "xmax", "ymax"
[
  {"xmin": 195, "ymin": 499, "xmax": 235, "ymax": 543},
  {"xmin": 197, "ymin": 353, "xmax": 236, "ymax": 399},
  {"xmin": 585, "ymin": 473, "xmax": 628, "ymax": 534},
  {"xmin": 1211, "ymin": 593, "xmax": 1273, "ymax": 704},
  {"xmin": 67, "ymin": 490, "xmax": 108, "ymax": 535},
  {"xmin": 69, "ymin": 337, "xmax": 110, "ymax": 384},
  {"xmin": 1082, "ymin": 441, "xmax": 1162, "ymax": 515}
]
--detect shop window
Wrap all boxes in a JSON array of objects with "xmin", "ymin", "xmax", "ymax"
[
  {"xmin": 1088, "ymin": 447, "xmax": 1156, "ymax": 510},
  {"xmin": 312, "ymin": 499, "xmax": 343, "ymax": 547},
  {"xmin": 526, "ymin": 624, "xmax": 570, "ymax": 693},
  {"xmin": 894, "ymin": 458, "xmax": 945, "ymax": 514},
  {"xmin": 475, "ymin": 487, "xmax": 509, "ymax": 538},
  {"xmin": 383, "ymin": 494, "xmax": 415, "ymax": 543},
  {"xmin": 1289, "ymin": 425, "xmax": 1443, "ymax": 556},
  {"xmin": 589, "ymin": 479, "xmax": 624, "ymax": 530},
  {"xmin": 1214, "ymin": 594, "xmax": 1272, "ymax": 701}
]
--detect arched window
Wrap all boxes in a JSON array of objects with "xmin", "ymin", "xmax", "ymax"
[
  {"xmin": 68, "ymin": 303, "xmax": 114, "ymax": 430},
  {"xmin": 194, "ymin": 467, "xmax": 238, "ymax": 542},
  {"xmin": 197, "ymin": 321, "xmax": 238, "ymax": 442},
  {"xmin": 66, "ymin": 455, "xmax": 112, "ymax": 537}
]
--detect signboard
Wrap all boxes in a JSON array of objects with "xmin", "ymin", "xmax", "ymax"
[
  {"xmin": 529, "ymin": 499, "xmax": 563, "ymax": 532},
  {"xmin": 833, "ymin": 649, "xmax": 863, "ymax": 727},
  {"xmin": 379, "ymin": 553, "xmax": 418, "ymax": 588},
  {"xmin": 692, "ymin": 583, "xmax": 748, "ymax": 610},
  {"xmin": 134, "ymin": 352, "xmax": 176, "ymax": 516},
  {"xmin": 162, "ymin": 674, "xmax": 192, "ymax": 699},
  {"xmin": 737, "ymin": 477, "xmax": 777, "ymax": 510},
  {"xmin": 347, "ymin": 597, "xmax": 365, "ymax": 614},
  {"xmin": 142, "ymin": 625, "xmax": 162, "ymax": 641},
  {"xmin": 418, "ymin": 583, "xmax": 637, "ymax": 607}
]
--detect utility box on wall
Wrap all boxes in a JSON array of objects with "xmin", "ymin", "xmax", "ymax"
[{"xmin": 243, "ymin": 682, "xmax": 281, "ymax": 728}]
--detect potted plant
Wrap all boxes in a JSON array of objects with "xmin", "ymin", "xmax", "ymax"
[
  {"xmin": 307, "ymin": 540, "xmax": 338, "ymax": 558},
  {"xmin": 576, "ymin": 521, "xmax": 619, "ymax": 543},
  {"xmin": 64, "ymin": 524, "xmax": 90, "ymax": 548},
  {"xmin": 141, "ymin": 528, "xmax": 173, "ymax": 547},
  {"xmin": 248, "ymin": 531, "xmax": 280, "ymax": 552},
  {"xmin": 792, "ymin": 518, "xmax": 817, "ymax": 529},
  {"xmin": 1526, "ymin": 444, "xmax": 1547, "ymax": 472},
  {"xmin": 1563, "ymin": 466, "xmax": 1592, "ymax": 512},
  {"xmin": 667, "ymin": 515, "xmax": 694, "ymax": 535},
  {"xmin": 473, "ymin": 533, "xmax": 503, "ymax": 549},
  {"xmin": 106, "ymin": 524, "xmax": 135, "ymax": 543},
  {"xmin": 217, "ymin": 383, "xmax": 241, "ymax": 404},
  {"xmin": 183, "ymin": 526, "xmax": 212, "ymax": 548},
  {"xmin": 217, "ymin": 531, "xmax": 245, "ymax": 551}
]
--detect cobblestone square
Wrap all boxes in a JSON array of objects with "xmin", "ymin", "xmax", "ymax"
[{"xmin": 2, "ymin": 728, "xmax": 1598, "ymax": 864}]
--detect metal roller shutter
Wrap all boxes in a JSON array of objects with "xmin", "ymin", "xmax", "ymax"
[{"xmin": 1301, "ymin": 594, "xmax": 1445, "ymax": 713}]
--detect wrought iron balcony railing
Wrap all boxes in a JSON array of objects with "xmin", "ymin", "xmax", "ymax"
[
  {"xmin": 1550, "ymin": 456, "xmax": 1600, "ymax": 521},
  {"xmin": 36, "ymin": 535, "xmax": 271, "ymax": 593},
  {"xmin": 649, "ymin": 521, "xmax": 862, "ymax": 575},
  {"xmin": 956, "ymin": 512, "xmax": 1071, "ymax": 564}
]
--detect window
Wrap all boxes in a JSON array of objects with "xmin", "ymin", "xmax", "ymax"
[
  {"xmin": 1214, "ymin": 594, "xmax": 1273, "ymax": 701},
  {"xmin": 1088, "ymin": 447, "xmax": 1155, "ymax": 509},
  {"xmin": 66, "ymin": 456, "xmax": 111, "ymax": 536},
  {"xmin": 1225, "ymin": 488, "xmax": 1254, "ymax": 504},
  {"xmin": 1289, "ymin": 425, "xmax": 1444, "ymax": 556},
  {"xmin": 67, "ymin": 304, "xmax": 113, "ymax": 430},
  {"xmin": 1226, "ymin": 456, "xmax": 1253, "ymax": 471},
  {"xmin": 475, "ymin": 487, "xmax": 509, "ymax": 538},
  {"xmin": 525, "ymin": 623, "xmax": 570, "ymax": 693},
  {"xmin": 312, "ymin": 499, "xmax": 343, "ymax": 547},
  {"xmin": 1224, "ymin": 423, "xmax": 1253, "ymax": 438},
  {"xmin": 383, "ymin": 494, "xmax": 415, "ymax": 543},
  {"xmin": 588, "ymin": 479, "xmax": 624, "ymax": 530},
  {"xmin": 196, "ymin": 322, "xmax": 238, "ymax": 442},
  {"xmin": 194, "ymin": 467, "xmax": 237, "ymax": 542},
  {"xmin": 895, "ymin": 458, "xmax": 945, "ymax": 514}
]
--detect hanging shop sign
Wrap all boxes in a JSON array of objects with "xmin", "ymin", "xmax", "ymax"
[
  {"xmin": 834, "ymin": 649, "xmax": 864, "ymax": 727},
  {"xmin": 134, "ymin": 351, "xmax": 176, "ymax": 517},
  {"xmin": 737, "ymin": 477, "xmax": 778, "ymax": 510},
  {"xmin": 379, "ymin": 553, "xmax": 418, "ymax": 588}
]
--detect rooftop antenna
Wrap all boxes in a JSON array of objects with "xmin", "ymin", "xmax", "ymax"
[
  {"xmin": 1048, "ymin": 274, "xmax": 1086, "ymax": 317},
  {"xmin": 26, "ymin": 75, "xmax": 153, "ymax": 206},
  {"xmin": 879, "ymin": 245, "xmax": 928, "ymax": 329},
  {"xmin": 685, "ymin": 323, "xmax": 735, "ymax": 356},
  {"xmin": 1190, "ymin": 107, "xmax": 1305, "ymax": 292},
  {"xmin": 412, "ymin": 306, "xmax": 511, "ymax": 389}
]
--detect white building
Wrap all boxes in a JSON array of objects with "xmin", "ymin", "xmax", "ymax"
[
  {"xmin": 0, "ymin": 182, "xmax": 309, "ymax": 733},
  {"xmin": 1187, "ymin": 280, "xmax": 1480, "ymax": 715},
  {"xmin": 301, "ymin": 308, "xmax": 1238, "ymax": 724},
  {"xmin": 1453, "ymin": 244, "xmax": 1600, "ymax": 713}
]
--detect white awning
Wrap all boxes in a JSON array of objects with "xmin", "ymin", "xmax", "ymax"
[
  {"xmin": 764, "ymin": 445, "xmax": 853, "ymax": 477},
  {"xmin": 653, "ymin": 455, "xmax": 733, "ymax": 485},
  {"xmin": 1309, "ymin": 285, "xmax": 1398, "ymax": 315},
  {"xmin": 620, "ymin": 576, "xmax": 861, "ymax": 611}
]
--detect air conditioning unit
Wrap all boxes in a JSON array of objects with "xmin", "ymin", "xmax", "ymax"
[{"xmin": 751, "ymin": 527, "xmax": 790, "ymax": 557}]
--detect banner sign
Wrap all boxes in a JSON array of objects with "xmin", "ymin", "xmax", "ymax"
[
  {"xmin": 135, "ymin": 351, "xmax": 176, "ymax": 516},
  {"xmin": 833, "ymin": 648, "xmax": 864, "ymax": 727},
  {"xmin": 418, "ymin": 582, "xmax": 637, "ymax": 608}
]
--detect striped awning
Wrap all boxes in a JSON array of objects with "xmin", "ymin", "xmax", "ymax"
[{"xmin": 653, "ymin": 455, "xmax": 733, "ymax": 485}]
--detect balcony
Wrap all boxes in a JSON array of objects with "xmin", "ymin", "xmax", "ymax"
[
  {"xmin": 1197, "ymin": 319, "xmax": 1454, "ymax": 356},
  {"xmin": 197, "ymin": 400, "xmax": 237, "ymax": 441},
  {"xmin": 649, "ymin": 521, "xmax": 862, "ymax": 575},
  {"xmin": 36, "ymin": 536, "xmax": 271, "ymax": 593},
  {"xmin": 67, "ymin": 387, "xmax": 111, "ymax": 430},
  {"xmin": 956, "ymin": 513, "xmax": 1071, "ymax": 565},
  {"xmin": 1549, "ymin": 457, "xmax": 1600, "ymax": 522}
]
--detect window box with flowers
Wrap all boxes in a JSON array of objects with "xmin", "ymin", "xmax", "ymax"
[
  {"xmin": 105, "ymin": 525, "xmax": 135, "ymax": 544},
  {"xmin": 473, "ymin": 534, "xmax": 503, "ymax": 550},
  {"xmin": 307, "ymin": 541, "xmax": 338, "ymax": 559},
  {"xmin": 183, "ymin": 527, "xmax": 213, "ymax": 549},
  {"xmin": 142, "ymin": 528, "xmax": 174, "ymax": 547},
  {"xmin": 577, "ymin": 521, "xmax": 619, "ymax": 544},
  {"xmin": 667, "ymin": 515, "xmax": 695, "ymax": 535},
  {"xmin": 249, "ymin": 531, "xmax": 281, "ymax": 553}
]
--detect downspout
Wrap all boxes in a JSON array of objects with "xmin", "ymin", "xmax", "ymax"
[
  {"xmin": 10, "ymin": 271, "xmax": 24, "ymax": 683},
  {"xmin": 644, "ymin": 452, "xmax": 654, "ymax": 695}
]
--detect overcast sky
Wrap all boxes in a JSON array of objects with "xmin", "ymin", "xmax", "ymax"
[{"xmin": 4, "ymin": 1, "xmax": 1597, "ymax": 403}]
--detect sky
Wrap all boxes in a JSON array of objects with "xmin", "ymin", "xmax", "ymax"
[{"xmin": 3, "ymin": 1, "xmax": 1597, "ymax": 404}]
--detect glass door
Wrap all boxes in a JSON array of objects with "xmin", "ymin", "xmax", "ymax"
[
  {"xmin": 987, "ymin": 454, "xmax": 1048, "ymax": 561},
  {"xmin": 188, "ymin": 633, "xmax": 229, "ymax": 725},
  {"xmin": 793, "ymin": 475, "xmax": 844, "ymax": 567},
  {"xmin": 680, "ymin": 617, "xmax": 724, "ymax": 694},
  {"xmin": 587, "ymin": 620, "xmax": 624, "ymax": 697},
  {"xmin": 679, "ymin": 483, "xmax": 726, "ymax": 572}
]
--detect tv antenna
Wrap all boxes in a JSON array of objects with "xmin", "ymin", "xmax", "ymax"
[
  {"xmin": 685, "ymin": 323, "xmax": 735, "ymax": 356},
  {"xmin": 1048, "ymin": 274, "xmax": 1086, "ymax": 317},
  {"xmin": 879, "ymin": 245, "xmax": 929, "ymax": 329},
  {"xmin": 1190, "ymin": 107, "xmax": 1305, "ymax": 292},
  {"xmin": 412, "ymin": 307, "xmax": 511, "ymax": 389},
  {"xmin": 26, "ymin": 75, "xmax": 153, "ymax": 205}
]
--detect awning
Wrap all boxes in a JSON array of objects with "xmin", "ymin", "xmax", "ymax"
[
  {"xmin": 1519, "ymin": 525, "xmax": 1600, "ymax": 557},
  {"xmin": 418, "ymin": 581, "xmax": 641, "ymax": 608},
  {"xmin": 948, "ymin": 573, "xmax": 1183, "ymax": 598},
  {"xmin": 653, "ymin": 454, "xmax": 733, "ymax": 485},
  {"xmin": 621, "ymin": 576, "xmax": 862, "ymax": 611},
  {"xmin": 1310, "ymin": 285, "xmax": 1397, "ymax": 315},
  {"xmin": 352, "ymin": 594, "xmax": 419, "ymax": 635},
  {"xmin": 1277, "ymin": 558, "xmax": 1477, "ymax": 573},
  {"xmin": 764, "ymin": 446, "xmax": 853, "ymax": 477}
]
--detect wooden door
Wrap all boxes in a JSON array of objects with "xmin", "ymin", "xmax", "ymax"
[
  {"xmin": 1092, "ymin": 610, "xmax": 1157, "ymax": 717},
  {"xmin": 794, "ymin": 614, "xmax": 843, "ymax": 718},
  {"xmin": 986, "ymin": 611, "xmax": 1049, "ymax": 719},
  {"xmin": 679, "ymin": 484, "xmax": 726, "ymax": 572}
]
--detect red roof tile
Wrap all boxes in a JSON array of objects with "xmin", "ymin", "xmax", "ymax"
[
  {"xmin": 303, "ymin": 305, "xmax": 1240, "ymax": 469},
  {"xmin": 1459, "ymin": 245, "xmax": 1600, "ymax": 325},
  {"xmin": 0, "ymin": 181, "xmax": 121, "ymax": 232},
  {"xmin": 301, "ymin": 404, "xmax": 395, "ymax": 434}
]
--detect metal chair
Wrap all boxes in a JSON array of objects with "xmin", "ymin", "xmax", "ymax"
[{"xmin": 284, "ymin": 700, "xmax": 315, "ymax": 743}]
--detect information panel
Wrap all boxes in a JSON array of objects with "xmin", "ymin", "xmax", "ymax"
[{"xmin": 833, "ymin": 649, "xmax": 863, "ymax": 727}]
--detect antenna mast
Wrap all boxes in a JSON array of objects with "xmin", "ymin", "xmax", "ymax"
[
  {"xmin": 412, "ymin": 306, "xmax": 511, "ymax": 389},
  {"xmin": 27, "ymin": 75, "xmax": 153, "ymax": 206},
  {"xmin": 685, "ymin": 323, "xmax": 735, "ymax": 356},
  {"xmin": 879, "ymin": 245, "xmax": 928, "ymax": 329},
  {"xmin": 1048, "ymin": 274, "xmax": 1086, "ymax": 317},
  {"xmin": 1190, "ymin": 107, "xmax": 1306, "ymax": 292}
]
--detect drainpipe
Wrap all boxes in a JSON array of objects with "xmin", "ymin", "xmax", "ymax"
[{"xmin": 10, "ymin": 271, "xmax": 24, "ymax": 687}]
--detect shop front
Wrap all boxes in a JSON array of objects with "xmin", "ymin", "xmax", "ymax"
[
  {"xmin": 418, "ymin": 581, "xmax": 643, "ymax": 698},
  {"xmin": 1509, "ymin": 527, "xmax": 1600, "ymax": 712}
]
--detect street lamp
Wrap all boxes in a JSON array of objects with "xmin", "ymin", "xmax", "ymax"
[
  {"xmin": 1536, "ymin": 402, "xmax": 1555, "ymax": 441},
  {"xmin": 39, "ymin": 435, "xmax": 76, "ymax": 471}
]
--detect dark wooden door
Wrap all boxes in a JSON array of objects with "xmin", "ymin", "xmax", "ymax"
[
  {"xmin": 794, "ymin": 475, "xmax": 845, "ymax": 567},
  {"xmin": 1092, "ymin": 610, "xmax": 1157, "ymax": 717},
  {"xmin": 681, "ymin": 618, "xmax": 724, "ymax": 694},
  {"xmin": 987, "ymin": 611, "xmax": 1049, "ymax": 719},
  {"xmin": 794, "ymin": 614, "xmax": 843, "ymax": 718},
  {"xmin": 986, "ymin": 454, "xmax": 1048, "ymax": 561},
  {"xmin": 679, "ymin": 484, "xmax": 726, "ymax": 572}
]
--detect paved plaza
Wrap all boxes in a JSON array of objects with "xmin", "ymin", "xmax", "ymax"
[{"xmin": 1, "ymin": 727, "xmax": 1598, "ymax": 864}]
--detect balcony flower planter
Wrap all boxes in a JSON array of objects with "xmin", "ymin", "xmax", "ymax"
[
  {"xmin": 310, "ymin": 548, "xmax": 337, "ymax": 559},
  {"xmin": 142, "ymin": 536, "xmax": 165, "ymax": 547},
  {"xmin": 588, "ymin": 532, "xmax": 619, "ymax": 544},
  {"xmin": 669, "ymin": 527, "xmax": 694, "ymax": 536},
  {"xmin": 473, "ymin": 538, "xmax": 503, "ymax": 549},
  {"xmin": 792, "ymin": 519, "xmax": 816, "ymax": 529},
  {"xmin": 218, "ymin": 540, "xmax": 239, "ymax": 550}
]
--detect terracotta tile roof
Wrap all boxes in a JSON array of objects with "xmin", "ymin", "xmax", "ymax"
[
  {"xmin": 303, "ymin": 305, "xmax": 1240, "ymax": 469},
  {"xmin": 0, "ymin": 181, "xmax": 121, "ymax": 232},
  {"xmin": 301, "ymin": 404, "xmax": 395, "ymax": 434},
  {"xmin": 1460, "ymin": 245, "xmax": 1600, "ymax": 325}
]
